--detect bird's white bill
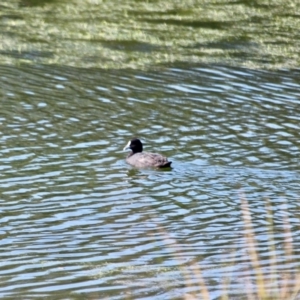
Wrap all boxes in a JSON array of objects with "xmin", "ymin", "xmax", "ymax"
[{"xmin": 123, "ymin": 140, "xmax": 131, "ymax": 151}]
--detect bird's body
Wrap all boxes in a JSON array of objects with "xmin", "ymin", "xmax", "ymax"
[{"xmin": 123, "ymin": 138, "xmax": 172, "ymax": 168}]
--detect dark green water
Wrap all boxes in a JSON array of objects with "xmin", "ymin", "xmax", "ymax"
[
  {"xmin": 1, "ymin": 0, "xmax": 300, "ymax": 299},
  {"xmin": 1, "ymin": 0, "xmax": 300, "ymax": 69}
]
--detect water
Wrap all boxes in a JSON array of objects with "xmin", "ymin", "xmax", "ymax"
[
  {"xmin": 1, "ymin": 0, "xmax": 299, "ymax": 69},
  {"xmin": 0, "ymin": 64, "xmax": 300, "ymax": 298}
]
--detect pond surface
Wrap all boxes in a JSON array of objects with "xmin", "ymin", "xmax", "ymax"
[
  {"xmin": 1, "ymin": 64, "xmax": 300, "ymax": 299},
  {"xmin": 1, "ymin": 0, "xmax": 300, "ymax": 299}
]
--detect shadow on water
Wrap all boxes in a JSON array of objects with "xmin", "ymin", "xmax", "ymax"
[
  {"xmin": 140, "ymin": 17, "xmax": 235, "ymax": 29},
  {"xmin": 100, "ymin": 40, "xmax": 161, "ymax": 53},
  {"xmin": 19, "ymin": 0, "xmax": 59, "ymax": 7},
  {"xmin": 0, "ymin": 50, "xmax": 54, "ymax": 60}
]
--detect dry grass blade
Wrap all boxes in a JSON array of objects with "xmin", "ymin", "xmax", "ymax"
[
  {"xmin": 265, "ymin": 196, "xmax": 279, "ymax": 297},
  {"xmin": 289, "ymin": 273, "xmax": 300, "ymax": 300},
  {"xmin": 221, "ymin": 277, "xmax": 230, "ymax": 300},
  {"xmin": 187, "ymin": 259, "xmax": 211, "ymax": 300},
  {"xmin": 281, "ymin": 198, "xmax": 296, "ymax": 299},
  {"xmin": 153, "ymin": 220, "xmax": 210, "ymax": 300},
  {"xmin": 240, "ymin": 191, "xmax": 267, "ymax": 299}
]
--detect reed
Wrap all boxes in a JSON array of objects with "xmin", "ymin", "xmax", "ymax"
[
  {"xmin": 85, "ymin": 194, "xmax": 300, "ymax": 299},
  {"xmin": 239, "ymin": 193, "xmax": 300, "ymax": 300},
  {"xmin": 158, "ymin": 193, "xmax": 300, "ymax": 299}
]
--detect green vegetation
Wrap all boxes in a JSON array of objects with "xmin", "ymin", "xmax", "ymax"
[{"xmin": 1, "ymin": 0, "xmax": 299, "ymax": 69}]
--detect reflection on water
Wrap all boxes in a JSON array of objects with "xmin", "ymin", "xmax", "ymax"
[{"xmin": 0, "ymin": 64, "xmax": 300, "ymax": 298}]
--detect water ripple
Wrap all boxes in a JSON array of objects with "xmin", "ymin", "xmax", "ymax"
[{"xmin": 0, "ymin": 65, "xmax": 300, "ymax": 298}]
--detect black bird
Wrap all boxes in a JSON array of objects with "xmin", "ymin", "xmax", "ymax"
[{"xmin": 123, "ymin": 138, "xmax": 172, "ymax": 168}]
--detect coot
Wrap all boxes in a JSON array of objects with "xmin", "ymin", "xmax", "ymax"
[{"xmin": 123, "ymin": 138, "xmax": 172, "ymax": 168}]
